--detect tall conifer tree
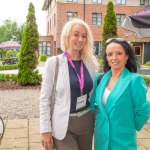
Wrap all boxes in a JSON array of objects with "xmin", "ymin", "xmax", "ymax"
[
  {"xmin": 18, "ymin": 2, "xmax": 40, "ymax": 85},
  {"xmin": 102, "ymin": 1, "xmax": 117, "ymax": 50}
]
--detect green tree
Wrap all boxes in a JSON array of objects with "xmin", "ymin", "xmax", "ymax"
[
  {"xmin": 102, "ymin": 1, "xmax": 117, "ymax": 50},
  {"xmin": 0, "ymin": 19, "xmax": 24, "ymax": 43},
  {"xmin": 17, "ymin": 2, "xmax": 40, "ymax": 85}
]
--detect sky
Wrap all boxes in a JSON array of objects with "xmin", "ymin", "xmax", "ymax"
[{"xmin": 0, "ymin": 0, "xmax": 47, "ymax": 35}]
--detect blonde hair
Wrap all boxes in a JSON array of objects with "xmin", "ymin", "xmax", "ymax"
[{"xmin": 60, "ymin": 18, "xmax": 98, "ymax": 67}]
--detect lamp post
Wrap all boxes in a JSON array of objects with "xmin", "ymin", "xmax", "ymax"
[{"xmin": 83, "ymin": 0, "xmax": 85, "ymax": 21}]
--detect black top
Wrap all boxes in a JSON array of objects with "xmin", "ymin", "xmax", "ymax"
[{"xmin": 68, "ymin": 60, "xmax": 93, "ymax": 113}]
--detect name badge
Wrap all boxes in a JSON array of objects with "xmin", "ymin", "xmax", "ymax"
[{"xmin": 76, "ymin": 94, "xmax": 87, "ymax": 110}]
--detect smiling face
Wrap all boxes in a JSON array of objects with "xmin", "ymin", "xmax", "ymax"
[
  {"xmin": 67, "ymin": 24, "xmax": 87, "ymax": 52},
  {"xmin": 106, "ymin": 42, "xmax": 128, "ymax": 72}
]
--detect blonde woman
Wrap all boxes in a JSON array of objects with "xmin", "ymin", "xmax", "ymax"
[{"xmin": 40, "ymin": 19, "xmax": 98, "ymax": 150}]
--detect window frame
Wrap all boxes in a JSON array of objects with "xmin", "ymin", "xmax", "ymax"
[
  {"xmin": 140, "ymin": 0, "xmax": 149, "ymax": 5},
  {"xmin": 67, "ymin": 0, "xmax": 78, "ymax": 2},
  {"xmin": 117, "ymin": 0, "xmax": 126, "ymax": 5},
  {"xmin": 116, "ymin": 14, "xmax": 126, "ymax": 26},
  {"xmin": 93, "ymin": 41, "xmax": 102, "ymax": 56},
  {"xmin": 38, "ymin": 42, "xmax": 51, "ymax": 57},
  {"xmin": 134, "ymin": 46, "xmax": 141, "ymax": 56},
  {"xmin": 67, "ymin": 12, "xmax": 78, "ymax": 21},
  {"xmin": 92, "ymin": 0, "xmax": 102, "ymax": 3},
  {"xmin": 92, "ymin": 13, "xmax": 102, "ymax": 26}
]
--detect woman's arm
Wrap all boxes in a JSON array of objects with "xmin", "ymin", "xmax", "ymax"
[
  {"xmin": 132, "ymin": 75, "xmax": 150, "ymax": 131},
  {"xmin": 40, "ymin": 57, "xmax": 56, "ymax": 133},
  {"xmin": 90, "ymin": 74, "xmax": 101, "ymax": 112}
]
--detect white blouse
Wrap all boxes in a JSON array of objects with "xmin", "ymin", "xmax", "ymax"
[{"xmin": 102, "ymin": 88, "xmax": 111, "ymax": 105}]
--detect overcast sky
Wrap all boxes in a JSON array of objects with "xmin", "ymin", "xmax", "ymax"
[{"xmin": 0, "ymin": 0, "xmax": 47, "ymax": 35}]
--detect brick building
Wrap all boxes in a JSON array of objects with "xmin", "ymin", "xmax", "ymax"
[{"xmin": 39, "ymin": 0, "xmax": 150, "ymax": 64}]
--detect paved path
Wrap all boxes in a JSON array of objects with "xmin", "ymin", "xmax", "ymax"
[
  {"xmin": 0, "ymin": 66, "xmax": 44, "ymax": 75},
  {"xmin": 0, "ymin": 118, "xmax": 150, "ymax": 150},
  {"xmin": 1, "ymin": 88, "xmax": 150, "ymax": 150},
  {"xmin": 0, "ymin": 118, "xmax": 43, "ymax": 150}
]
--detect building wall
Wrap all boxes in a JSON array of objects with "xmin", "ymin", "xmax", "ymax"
[
  {"xmin": 42, "ymin": 0, "xmax": 150, "ymax": 60},
  {"xmin": 52, "ymin": 2, "xmax": 144, "ymax": 44},
  {"xmin": 47, "ymin": 2, "xmax": 57, "ymax": 40},
  {"xmin": 56, "ymin": 0, "xmax": 149, "ymax": 5}
]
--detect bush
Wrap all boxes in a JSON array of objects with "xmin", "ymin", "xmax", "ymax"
[
  {"xmin": 144, "ymin": 61, "xmax": 150, "ymax": 67},
  {"xmin": 0, "ymin": 73, "xmax": 41, "ymax": 83},
  {"xmin": 6, "ymin": 50, "xmax": 13, "ymax": 58},
  {"xmin": 0, "ymin": 74, "xmax": 18, "ymax": 81},
  {"xmin": 143, "ymin": 76, "xmax": 150, "ymax": 86},
  {"xmin": 16, "ymin": 52, "xmax": 21, "ymax": 61},
  {"xmin": 39, "ymin": 54, "xmax": 47, "ymax": 62},
  {"xmin": 17, "ymin": 69, "xmax": 42, "ymax": 85},
  {"xmin": 98, "ymin": 57, "xmax": 103, "ymax": 67},
  {"xmin": 0, "ymin": 64, "xmax": 18, "ymax": 70},
  {"xmin": 0, "ymin": 57, "xmax": 6, "ymax": 61},
  {"xmin": 17, "ymin": 3, "xmax": 39, "ymax": 86}
]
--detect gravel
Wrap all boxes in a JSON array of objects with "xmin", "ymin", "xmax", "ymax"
[
  {"xmin": 0, "ymin": 89, "xmax": 40, "ymax": 120},
  {"xmin": 0, "ymin": 86, "xmax": 149, "ymax": 120}
]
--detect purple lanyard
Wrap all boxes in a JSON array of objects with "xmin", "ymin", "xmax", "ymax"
[{"xmin": 65, "ymin": 52, "xmax": 84, "ymax": 94}]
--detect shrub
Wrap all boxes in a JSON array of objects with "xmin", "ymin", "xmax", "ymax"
[
  {"xmin": 0, "ymin": 74, "xmax": 5, "ymax": 81},
  {"xmin": 39, "ymin": 54, "xmax": 47, "ymax": 62},
  {"xmin": 17, "ymin": 69, "xmax": 42, "ymax": 85},
  {"xmin": 144, "ymin": 61, "xmax": 150, "ymax": 67},
  {"xmin": 16, "ymin": 52, "xmax": 21, "ymax": 61},
  {"xmin": 0, "ymin": 64, "xmax": 18, "ymax": 70},
  {"xmin": 0, "ymin": 74, "xmax": 18, "ymax": 81},
  {"xmin": 0, "ymin": 73, "xmax": 41, "ymax": 82},
  {"xmin": 143, "ymin": 76, "xmax": 150, "ymax": 86},
  {"xmin": 6, "ymin": 50, "xmax": 13, "ymax": 58},
  {"xmin": 0, "ymin": 57, "xmax": 6, "ymax": 61},
  {"xmin": 98, "ymin": 57, "xmax": 103, "ymax": 67},
  {"xmin": 17, "ymin": 3, "xmax": 39, "ymax": 85}
]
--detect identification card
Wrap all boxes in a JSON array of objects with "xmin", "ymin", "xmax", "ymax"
[{"xmin": 76, "ymin": 94, "xmax": 87, "ymax": 110}]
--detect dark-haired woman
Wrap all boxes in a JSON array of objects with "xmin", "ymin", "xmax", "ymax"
[{"xmin": 90, "ymin": 38, "xmax": 150, "ymax": 150}]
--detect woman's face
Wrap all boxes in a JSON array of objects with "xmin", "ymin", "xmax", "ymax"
[
  {"xmin": 106, "ymin": 42, "xmax": 128, "ymax": 71},
  {"xmin": 68, "ymin": 24, "xmax": 87, "ymax": 52}
]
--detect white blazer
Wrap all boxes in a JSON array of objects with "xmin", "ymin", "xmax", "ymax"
[{"xmin": 40, "ymin": 53, "xmax": 96, "ymax": 140}]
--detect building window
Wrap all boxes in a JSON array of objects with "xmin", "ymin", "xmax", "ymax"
[
  {"xmin": 94, "ymin": 41, "xmax": 102, "ymax": 56},
  {"xmin": 116, "ymin": 14, "xmax": 126, "ymax": 26},
  {"xmin": 92, "ymin": 0, "xmax": 102, "ymax": 3},
  {"xmin": 140, "ymin": 0, "xmax": 149, "ymax": 5},
  {"xmin": 134, "ymin": 46, "xmax": 141, "ymax": 56},
  {"xmin": 67, "ymin": 0, "xmax": 78, "ymax": 2},
  {"xmin": 117, "ymin": 0, "xmax": 126, "ymax": 4},
  {"xmin": 67, "ymin": 12, "xmax": 78, "ymax": 21},
  {"xmin": 92, "ymin": 13, "xmax": 102, "ymax": 25},
  {"xmin": 38, "ymin": 42, "xmax": 51, "ymax": 57}
]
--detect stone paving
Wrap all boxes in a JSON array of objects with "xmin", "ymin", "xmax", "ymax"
[
  {"xmin": 0, "ymin": 118, "xmax": 150, "ymax": 150},
  {"xmin": 0, "ymin": 118, "xmax": 43, "ymax": 150}
]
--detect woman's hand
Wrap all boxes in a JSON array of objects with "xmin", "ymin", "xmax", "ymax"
[{"xmin": 41, "ymin": 132, "xmax": 54, "ymax": 150}]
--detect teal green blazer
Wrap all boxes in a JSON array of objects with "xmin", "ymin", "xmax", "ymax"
[{"xmin": 90, "ymin": 67, "xmax": 150, "ymax": 150}]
